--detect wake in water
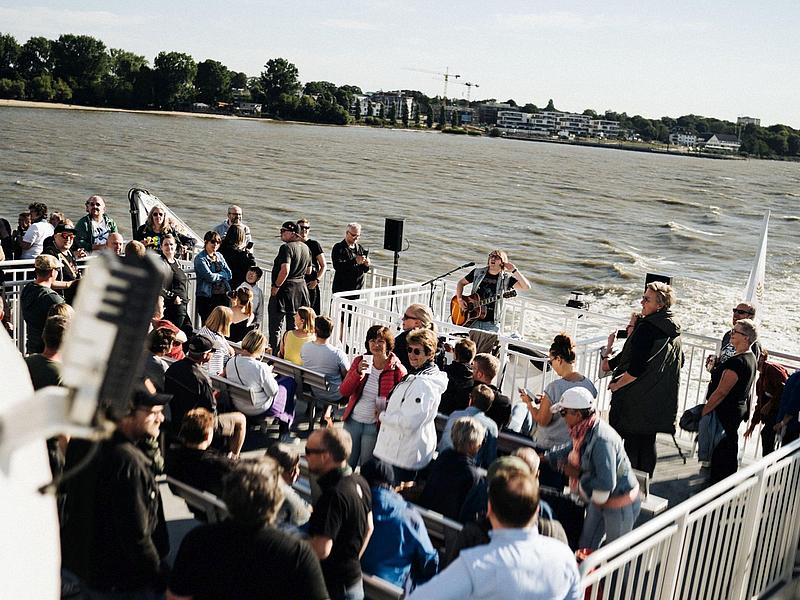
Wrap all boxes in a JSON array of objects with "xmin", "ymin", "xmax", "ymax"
[{"xmin": 662, "ymin": 221, "xmax": 723, "ymax": 238}]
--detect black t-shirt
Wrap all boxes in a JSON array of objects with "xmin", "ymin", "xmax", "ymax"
[
  {"xmin": 169, "ymin": 521, "xmax": 328, "ymax": 600},
  {"xmin": 484, "ymin": 383, "xmax": 512, "ymax": 429},
  {"xmin": 305, "ymin": 239, "xmax": 324, "ymax": 281},
  {"xmin": 163, "ymin": 257, "xmax": 189, "ymax": 301},
  {"xmin": 164, "ymin": 358, "xmax": 217, "ymax": 429},
  {"xmin": 25, "ymin": 354, "xmax": 62, "ymax": 390},
  {"xmin": 464, "ymin": 269, "xmax": 517, "ymax": 322},
  {"xmin": 164, "ymin": 445, "xmax": 233, "ymax": 499},
  {"xmin": 272, "ymin": 241, "xmax": 312, "ymax": 285},
  {"xmin": 708, "ymin": 352, "xmax": 757, "ymax": 432},
  {"xmin": 309, "ymin": 468, "xmax": 372, "ymax": 590},
  {"xmin": 439, "ymin": 361, "xmax": 474, "ymax": 415}
]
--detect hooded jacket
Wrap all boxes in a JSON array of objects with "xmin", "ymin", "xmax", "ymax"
[
  {"xmin": 373, "ymin": 364, "xmax": 448, "ymax": 470},
  {"xmin": 361, "ymin": 486, "xmax": 439, "ymax": 590},
  {"xmin": 609, "ymin": 308, "xmax": 682, "ymax": 435}
]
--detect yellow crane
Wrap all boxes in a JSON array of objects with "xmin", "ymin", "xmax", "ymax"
[{"xmin": 402, "ymin": 66, "xmax": 461, "ymax": 100}]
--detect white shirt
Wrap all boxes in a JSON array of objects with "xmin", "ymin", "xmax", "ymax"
[{"xmin": 21, "ymin": 221, "xmax": 54, "ymax": 259}]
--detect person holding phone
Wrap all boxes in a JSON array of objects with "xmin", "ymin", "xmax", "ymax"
[
  {"xmin": 520, "ymin": 333, "xmax": 597, "ymax": 488},
  {"xmin": 331, "ymin": 222, "xmax": 370, "ymax": 297},
  {"xmin": 340, "ymin": 325, "xmax": 407, "ymax": 468}
]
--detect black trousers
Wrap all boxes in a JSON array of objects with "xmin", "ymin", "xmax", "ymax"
[
  {"xmin": 196, "ymin": 294, "xmax": 229, "ymax": 326},
  {"xmin": 623, "ymin": 433, "xmax": 657, "ymax": 477},
  {"xmin": 710, "ymin": 433, "xmax": 739, "ymax": 484}
]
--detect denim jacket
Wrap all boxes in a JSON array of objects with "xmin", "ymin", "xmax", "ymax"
[
  {"xmin": 546, "ymin": 419, "xmax": 637, "ymax": 499},
  {"xmin": 470, "ymin": 266, "xmax": 512, "ymax": 325},
  {"xmin": 193, "ymin": 250, "xmax": 232, "ymax": 298}
]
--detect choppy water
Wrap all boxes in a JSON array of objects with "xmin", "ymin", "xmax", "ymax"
[{"xmin": 1, "ymin": 106, "xmax": 798, "ymax": 351}]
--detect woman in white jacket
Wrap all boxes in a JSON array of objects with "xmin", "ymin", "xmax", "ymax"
[{"xmin": 374, "ymin": 328, "xmax": 448, "ymax": 484}]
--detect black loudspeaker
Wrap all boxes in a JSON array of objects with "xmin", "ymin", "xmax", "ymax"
[
  {"xmin": 645, "ymin": 273, "xmax": 672, "ymax": 288},
  {"xmin": 383, "ymin": 218, "xmax": 405, "ymax": 252}
]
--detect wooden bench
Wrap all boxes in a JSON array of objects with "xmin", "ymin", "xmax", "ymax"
[{"xmin": 159, "ymin": 474, "xmax": 229, "ymax": 523}]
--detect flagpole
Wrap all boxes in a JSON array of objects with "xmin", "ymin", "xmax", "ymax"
[{"xmin": 742, "ymin": 210, "xmax": 770, "ymax": 312}]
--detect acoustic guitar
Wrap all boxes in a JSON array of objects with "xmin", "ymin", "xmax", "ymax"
[{"xmin": 450, "ymin": 290, "xmax": 517, "ymax": 326}]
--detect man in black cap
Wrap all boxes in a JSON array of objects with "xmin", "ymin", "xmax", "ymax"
[
  {"xmin": 268, "ymin": 221, "xmax": 312, "ymax": 351},
  {"xmin": 165, "ymin": 334, "xmax": 247, "ymax": 457},
  {"xmin": 61, "ymin": 386, "xmax": 172, "ymax": 598},
  {"xmin": 43, "ymin": 221, "xmax": 82, "ymax": 303}
]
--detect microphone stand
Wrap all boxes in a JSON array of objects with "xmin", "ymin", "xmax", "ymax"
[{"xmin": 422, "ymin": 262, "xmax": 475, "ymax": 310}]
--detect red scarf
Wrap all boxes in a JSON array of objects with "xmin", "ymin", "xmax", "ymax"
[{"xmin": 567, "ymin": 414, "xmax": 598, "ymax": 494}]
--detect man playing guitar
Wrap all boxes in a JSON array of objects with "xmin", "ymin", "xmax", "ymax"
[{"xmin": 453, "ymin": 250, "xmax": 530, "ymax": 332}]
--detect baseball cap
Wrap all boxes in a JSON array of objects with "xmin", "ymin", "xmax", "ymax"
[
  {"xmin": 187, "ymin": 334, "xmax": 214, "ymax": 354},
  {"xmin": 35, "ymin": 254, "xmax": 60, "ymax": 271},
  {"xmin": 550, "ymin": 386, "xmax": 595, "ymax": 413},
  {"xmin": 281, "ymin": 221, "xmax": 299, "ymax": 234},
  {"xmin": 133, "ymin": 387, "xmax": 172, "ymax": 407},
  {"xmin": 54, "ymin": 223, "xmax": 77, "ymax": 235}
]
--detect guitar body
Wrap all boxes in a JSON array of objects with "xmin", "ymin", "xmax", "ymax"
[
  {"xmin": 450, "ymin": 293, "xmax": 487, "ymax": 326},
  {"xmin": 450, "ymin": 290, "xmax": 517, "ymax": 327}
]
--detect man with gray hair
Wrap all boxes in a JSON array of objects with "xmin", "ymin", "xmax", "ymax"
[
  {"xmin": 168, "ymin": 460, "xmax": 328, "ymax": 599},
  {"xmin": 331, "ymin": 222, "xmax": 370, "ymax": 296},
  {"xmin": 74, "ymin": 195, "xmax": 118, "ymax": 253},
  {"xmin": 213, "ymin": 204, "xmax": 252, "ymax": 244},
  {"xmin": 307, "ymin": 427, "xmax": 374, "ymax": 600},
  {"xmin": 419, "ymin": 417, "xmax": 484, "ymax": 522}
]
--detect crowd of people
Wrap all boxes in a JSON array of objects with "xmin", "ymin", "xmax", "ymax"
[{"xmin": 3, "ymin": 195, "xmax": 796, "ymax": 600}]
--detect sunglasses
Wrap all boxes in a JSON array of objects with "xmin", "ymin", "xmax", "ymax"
[
  {"xmin": 305, "ymin": 447, "xmax": 327, "ymax": 455},
  {"xmin": 299, "ymin": 225, "xmax": 310, "ymax": 230},
  {"xmin": 407, "ymin": 347, "xmax": 426, "ymax": 356},
  {"xmin": 402, "ymin": 314, "xmax": 417, "ymax": 320},
  {"xmin": 59, "ymin": 233, "xmax": 75, "ymax": 239},
  {"xmin": 732, "ymin": 309, "xmax": 754, "ymax": 316},
  {"xmin": 206, "ymin": 239, "xmax": 221, "ymax": 245}
]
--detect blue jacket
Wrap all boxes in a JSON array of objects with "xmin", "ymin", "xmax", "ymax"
[
  {"xmin": 437, "ymin": 406, "xmax": 498, "ymax": 469},
  {"xmin": 777, "ymin": 371, "xmax": 800, "ymax": 434},
  {"xmin": 546, "ymin": 419, "xmax": 637, "ymax": 499},
  {"xmin": 193, "ymin": 250, "xmax": 232, "ymax": 298},
  {"xmin": 361, "ymin": 486, "xmax": 439, "ymax": 592},
  {"xmin": 698, "ymin": 411, "xmax": 726, "ymax": 461}
]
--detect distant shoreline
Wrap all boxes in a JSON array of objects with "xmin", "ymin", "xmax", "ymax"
[
  {"xmin": 0, "ymin": 99, "xmax": 244, "ymax": 120},
  {"xmin": 501, "ymin": 133, "xmax": 747, "ymax": 160}
]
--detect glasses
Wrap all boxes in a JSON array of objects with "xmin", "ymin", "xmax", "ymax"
[
  {"xmin": 407, "ymin": 347, "xmax": 426, "ymax": 356},
  {"xmin": 59, "ymin": 233, "xmax": 74, "ymax": 240},
  {"xmin": 731, "ymin": 329, "xmax": 747, "ymax": 337},
  {"xmin": 733, "ymin": 309, "xmax": 754, "ymax": 316},
  {"xmin": 489, "ymin": 254, "xmax": 502, "ymax": 261},
  {"xmin": 641, "ymin": 296, "xmax": 655, "ymax": 304},
  {"xmin": 346, "ymin": 231, "xmax": 360, "ymax": 238},
  {"xmin": 206, "ymin": 239, "xmax": 221, "ymax": 245},
  {"xmin": 305, "ymin": 447, "xmax": 327, "ymax": 455},
  {"xmin": 228, "ymin": 212, "xmax": 242, "ymax": 216},
  {"xmin": 402, "ymin": 314, "xmax": 417, "ymax": 321}
]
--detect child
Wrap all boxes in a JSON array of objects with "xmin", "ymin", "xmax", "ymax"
[{"xmin": 238, "ymin": 266, "xmax": 264, "ymax": 330}]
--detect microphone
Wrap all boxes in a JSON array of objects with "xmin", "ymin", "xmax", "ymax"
[{"xmin": 461, "ymin": 261, "xmax": 475, "ymax": 268}]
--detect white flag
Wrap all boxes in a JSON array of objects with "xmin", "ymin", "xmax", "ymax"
[{"xmin": 742, "ymin": 211, "xmax": 769, "ymax": 312}]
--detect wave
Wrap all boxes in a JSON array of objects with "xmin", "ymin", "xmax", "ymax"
[
  {"xmin": 13, "ymin": 179, "xmax": 45, "ymax": 188},
  {"xmin": 781, "ymin": 215, "xmax": 800, "ymax": 221},
  {"xmin": 662, "ymin": 221, "xmax": 722, "ymax": 237},
  {"xmin": 656, "ymin": 197, "xmax": 703, "ymax": 209},
  {"xmin": 612, "ymin": 263, "xmax": 637, "ymax": 279},
  {"xmin": 62, "ymin": 171, "xmax": 83, "ymax": 178}
]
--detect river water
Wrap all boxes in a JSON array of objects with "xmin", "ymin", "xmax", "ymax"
[{"xmin": 1, "ymin": 105, "xmax": 798, "ymax": 351}]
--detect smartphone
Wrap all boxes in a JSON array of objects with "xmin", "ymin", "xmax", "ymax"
[
  {"xmin": 617, "ymin": 329, "xmax": 628, "ymax": 339},
  {"xmin": 246, "ymin": 241, "xmax": 254, "ymax": 250},
  {"xmin": 519, "ymin": 387, "xmax": 537, "ymax": 400}
]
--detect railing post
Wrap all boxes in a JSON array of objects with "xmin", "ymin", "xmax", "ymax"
[
  {"xmin": 779, "ymin": 451, "xmax": 800, "ymax": 588},
  {"xmin": 728, "ymin": 466, "xmax": 769, "ymax": 600},
  {"xmin": 658, "ymin": 512, "xmax": 690, "ymax": 599}
]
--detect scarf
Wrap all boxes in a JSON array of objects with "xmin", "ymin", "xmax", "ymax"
[{"xmin": 567, "ymin": 414, "xmax": 598, "ymax": 493}]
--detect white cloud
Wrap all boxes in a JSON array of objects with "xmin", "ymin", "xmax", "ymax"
[
  {"xmin": 319, "ymin": 18, "xmax": 378, "ymax": 31},
  {"xmin": 493, "ymin": 11, "xmax": 605, "ymax": 32},
  {"xmin": 0, "ymin": 6, "xmax": 150, "ymax": 36}
]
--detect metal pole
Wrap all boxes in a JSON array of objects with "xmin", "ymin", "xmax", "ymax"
[{"xmin": 391, "ymin": 249, "xmax": 400, "ymax": 312}]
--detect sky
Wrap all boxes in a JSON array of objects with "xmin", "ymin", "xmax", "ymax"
[{"xmin": 2, "ymin": 0, "xmax": 799, "ymax": 127}]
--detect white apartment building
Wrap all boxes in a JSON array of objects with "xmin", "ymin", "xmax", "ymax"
[
  {"xmin": 497, "ymin": 110, "xmax": 616, "ymax": 138},
  {"xmin": 590, "ymin": 119, "xmax": 621, "ymax": 138},
  {"xmin": 669, "ymin": 131, "xmax": 697, "ymax": 146}
]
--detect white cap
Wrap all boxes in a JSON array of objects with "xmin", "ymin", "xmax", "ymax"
[{"xmin": 550, "ymin": 386, "xmax": 595, "ymax": 413}]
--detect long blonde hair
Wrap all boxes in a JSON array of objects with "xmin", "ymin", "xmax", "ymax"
[
  {"xmin": 296, "ymin": 306, "xmax": 316, "ymax": 334},
  {"xmin": 205, "ymin": 306, "xmax": 233, "ymax": 336}
]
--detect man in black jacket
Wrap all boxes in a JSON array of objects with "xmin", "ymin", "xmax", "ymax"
[
  {"xmin": 472, "ymin": 353, "xmax": 512, "ymax": 430},
  {"xmin": 331, "ymin": 222, "xmax": 370, "ymax": 296},
  {"xmin": 440, "ymin": 338, "xmax": 476, "ymax": 414},
  {"xmin": 61, "ymin": 387, "xmax": 171, "ymax": 597}
]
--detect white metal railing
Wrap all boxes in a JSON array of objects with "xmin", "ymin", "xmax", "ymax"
[{"xmin": 579, "ymin": 438, "xmax": 800, "ymax": 600}]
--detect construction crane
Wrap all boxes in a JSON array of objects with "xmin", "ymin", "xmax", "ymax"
[
  {"xmin": 401, "ymin": 67, "xmax": 461, "ymax": 100},
  {"xmin": 461, "ymin": 82, "xmax": 480, "ymax": 102}
]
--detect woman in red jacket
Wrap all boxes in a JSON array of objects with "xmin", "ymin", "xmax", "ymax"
[{"xmin": 341, "ymin": 325, "xmax": 407, "ymax": 468}]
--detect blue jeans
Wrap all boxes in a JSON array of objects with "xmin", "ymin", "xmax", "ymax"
[
  {"xmin": 329, "ymin": 579, "xmax": 364, "ymax": 600},
  {"xmin": 471, "ymin": 319, "xmax": 499, "ymax": 333},
  {"xmin": 579, "ymin": 495, "xmax": 642, "ymax": 550},
  {"xmin": 343, "ymin": 418, "xmax": 378, "ymax": 468}
]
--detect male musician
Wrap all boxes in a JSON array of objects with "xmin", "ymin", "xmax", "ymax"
[{"xmin": 455, "ymin": 250, "xmax": 530, "ymax": 332}]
